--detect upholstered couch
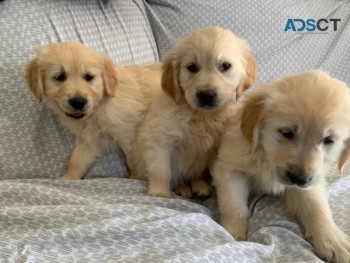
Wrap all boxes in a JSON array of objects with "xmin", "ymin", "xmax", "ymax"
[{"xmin": 1, "ymin": 0, "xmax": 349, "ymax": 261}]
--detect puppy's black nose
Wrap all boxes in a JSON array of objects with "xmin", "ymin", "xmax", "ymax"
[
  {"xmin": 286, "ymin": 171, "xmax": 312, "ymax": 187},
  {"xmin": 69, "ymin": 97, "xmax": 87, "ymax": 110},
  {"xmin": 197, "ymin": 90, "xmax": 217, "ymax": 107}
]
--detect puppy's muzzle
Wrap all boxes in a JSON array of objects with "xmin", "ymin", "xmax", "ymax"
[
  {"xmin": 196, "ymin": 90, "xmax": 217, "ymax": 108},
  {"xmin": 286, "ymin": 170, "xmax": 312, "ymax": 187},
  {"xmin": 66, "ymin": 96, "xmax": 87, "ymax": 119}
]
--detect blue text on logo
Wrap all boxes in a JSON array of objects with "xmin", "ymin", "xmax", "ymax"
[{"xmin": 284, "ymin": 18, "xmax": 341, "ymax": 32}]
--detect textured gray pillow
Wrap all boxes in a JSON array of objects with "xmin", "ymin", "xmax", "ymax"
[
  {"xmin": 0, "ymin": 0, "xmax": 158, "ymax": 179},
  {"xmin": 146, "ymin": 0, "xmax": 350, "ymax": 84}
]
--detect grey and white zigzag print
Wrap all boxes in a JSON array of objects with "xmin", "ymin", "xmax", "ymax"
[{"xmin": 0, "ymin": 172, "xmax": 349, "ymax": 262}]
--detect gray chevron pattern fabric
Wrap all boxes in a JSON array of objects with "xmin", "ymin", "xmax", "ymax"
[
  {"xmin": 1, "ymin": 0, "xmax": 350, "ymax": 262},
  {"xmin": 0, "ymin": 170, "xmax": 349, "ymax": 262}
]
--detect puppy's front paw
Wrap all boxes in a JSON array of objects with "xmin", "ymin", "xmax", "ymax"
[
  {"xmin": 175, "ymin": 184, "xmax": 193, "ymax": 198},
  {"xmin": 221, "ymin": 217, "xmax": 248, "ymax": 241},
  {"xmin": 309, "ymin": 228, "xmax": 350, "ymax": 263},
  {"xmin": 191, "ymin": 179, "xmax": 211, "ymax": 198}
]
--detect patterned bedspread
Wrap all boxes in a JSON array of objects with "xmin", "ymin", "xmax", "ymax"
[
  {"xmin": 1, "ymin": 166, "xmax": 349, "ymax": 262},
  {"xmin": 1, "ymin": 0, "xmax": 350, "ymax": 262}
]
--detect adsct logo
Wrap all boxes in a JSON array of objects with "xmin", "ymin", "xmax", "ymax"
[{"xmin": 284, "ymin": 18, "xmax": 341, "ymax": 33}]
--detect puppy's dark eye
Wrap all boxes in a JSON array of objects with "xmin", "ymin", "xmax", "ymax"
[
  {"xmin": 219, "ymin": 62, "xmax": 231, "ymax": 72},
  {"xmin": 84, "ymin": 73, "xmax": 94, "ymax": 82},
  {"xmin": 187, "ymin": 63, "xmax": 198, "ymax": 73},
  {"xmin": 54, "ymin": 72, "xmax": 66, "ymax": 82},
  {"xmin": 279, "ymin": 128, "xmax": 295, "ymax": 140},
  {"xmin": 323, "ymin": 136, "xmax": 334, "ymax": 145}
]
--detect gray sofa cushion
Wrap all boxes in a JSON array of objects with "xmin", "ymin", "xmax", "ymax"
[
  {"xmin": 146, "ymin": 0, "xmax": 350, "ymax": 84},
  {"xmin": 0, "ymin": 0, "xmax": 158, "ymax": 179}
]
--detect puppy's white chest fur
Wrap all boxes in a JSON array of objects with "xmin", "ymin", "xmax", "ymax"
[
  {"xmin": 172, "ymin": 116, "xmax": 221, "ymax": 180},
  {"xmin": 169, "ymin": 106, "xmax": 232, "ymax": 184},
  {"xmin": 50, "ymin": 94, "xmax": 145, "ymax": 160},
  {"xmin": 248, "ymin": 167, "xmax": 285, "ymax": 196},
  {"xmin": 236, "ymin": 150, "xmax": 286, "ymax": 196}
]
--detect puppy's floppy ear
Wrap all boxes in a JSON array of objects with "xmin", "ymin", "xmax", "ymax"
[
  {"xmin": 25, "ymin": 58, "xmax": 44, "ymax": 103},
  {"xmin": 241, "ymin": 91, "xmax": 265, "ymax": 151},
  {"xmin": 338, "ymin": 138, "xmax": 350, "ymax": 174},
  {"xmin": 161, "ymin": 54, "xmax": 182, "ymax": 104},
  {"xmin": 236, "ymin": 52, "xmax": 258, "ymax": 100},
  {"xmin": 103, "ymin": 57, "xmax": 118, "ymax": 97}
]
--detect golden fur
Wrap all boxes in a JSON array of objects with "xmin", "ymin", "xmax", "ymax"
[
  {"xmin": 130, "ymin": 27, "xmax": 257, "ymax": 198},
  {"xmin": 25, "ymin": 42, "xmax": 161, "ymax": 180},
  {"xmin": 212, "ymin": 70, "xmax": 350, "ymax": 263}
]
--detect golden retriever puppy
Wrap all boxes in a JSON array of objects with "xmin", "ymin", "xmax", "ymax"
[
  {"xmin": 25, "ymin": 42, "xmax": 161, "ymax": 180},
  {"xmin": 212, "ymin": 70, "xmax": 350, "ymax": 263},
  {"xmin": 130, "ymin": 27, "xmax": 257, "ymax": 198}
]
